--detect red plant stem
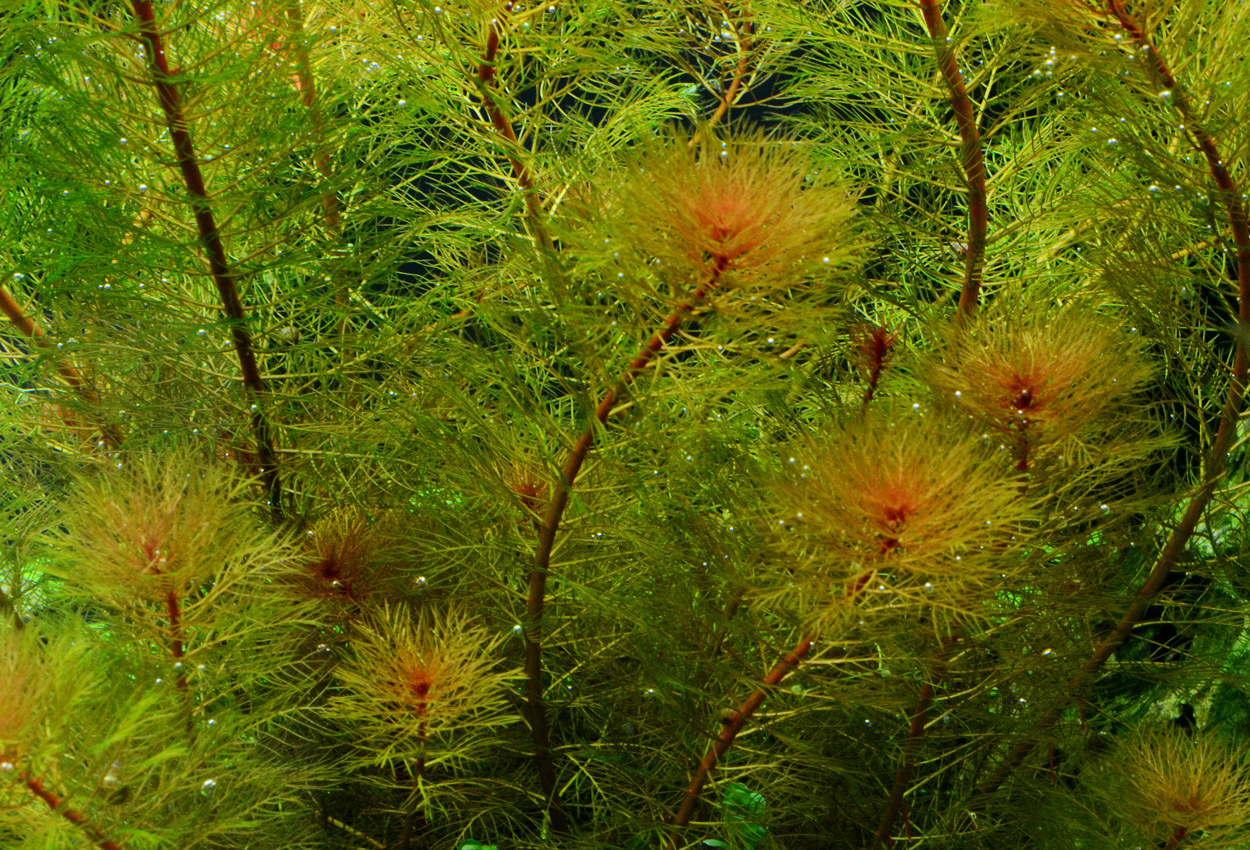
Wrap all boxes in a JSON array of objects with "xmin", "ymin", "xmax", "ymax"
[
  {"xmin": 869, "ymin": 643, "xmax": 951, "ymax": 850},
  {"xmin": 283, "ymin": 2, "xmax": 340, "ymax": 234},
  {"xmin": 1014, "ymin": 429, "xmax": 1030, "ymax": 473},
  {"xmin": 165, "ymin": 590, "xmax": 188, "ymax": 693},
  {"xmin": 1103, "ymin": 0, "xmax": 1250, "ymax": 324},
  {"xmin": 917, "ymin": 0, "xmax": 987, "ymax": 324},
  {"xmin": 127, "ymin": 0, "xmax": 281, "ymax": 515},
  {"xmin": 476, "ymin": 8, "xmax": 555, "ymax": 256},
  {"xmin": 528, "ymin": 276, "xmax": 720, "ymax": 827},
  {"xmin": 0, "ymin": 286, "xmax": 123, "ymax": 448},
  {"xmin": 673, "ymin": 636, "xmax": 813, "ymax": 827},
  {"xmin": 22, "ymin": 772, "xmax": 123, "ymax": 850},
  {"xmin": 397, "ymin": 733, "xmax": 427, "ymax": 850},
  {"xmin": 980, "ymin": 4, "xmax": 1250, "ymax": 795},
  {"xmin": 704, "ymin": 7, "xmax": 752, "ymax": 133},
  {"xmin": 860, "ymin": 325, "xmax": 896, "ymax": 406}
]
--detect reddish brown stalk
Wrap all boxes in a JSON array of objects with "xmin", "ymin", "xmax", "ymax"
[
  {"xmin": 917, "ymin": 0, "xmax": 987, "ymax": 324},
  {"xmin": 22, "ymin": 772, "xmax": 123, "ymax": 850},
  {"xmin": 127, "ymin": 0, "xmax": 281, "ymax": 515},
  {"xmin": 673, "ymin": 636, "xmax": 813, "ymax": 826},
  {"xmin": 0, "ymin": 286, "xmax": 123, "ymax": 448},
  {"xmin": 476, "ymin": 7, "xmax": 555, "ymax": 256},
  {"xmin": 858, "ymin": 325, "xmax": 897, "ymax": 406},
  {"xmin": 1014, "ymin": 431, "xmax": 1030, "ymax": 473},
  {"xmin": 165, "ymin": 590, "xmax": 188, "ymax": 693},
  {"xmin": 1103, "ymin": 0, "xmax": 1250, "ymax": 323},
  {"xmin": 1165, "ymin": 827, "xmax": 1189, "ymax": 850},
  {"xmin": 527, "ymin": 276, "xmax": 720, "ymax": 827},
  {"xmin": 869, "ymin": 645, "xmax": 951, "ymax": 850},
  {"xmin": 702, "ymin": 5, "xmax": 753, "ymax": 136},
  {"xmin": 281, "ymin": 2, "xmax": 351, "ymax": 330},
  {"xmin": 282, "ymin": 1, "xmax": 340, "ymax": 233},
  {"xmin": 980, "ymin": 4, "xmax": 1250, "ymax": 795},
  {"xmin": 397, "ymin": 739, "xmax": 427, "ymax": 850}
]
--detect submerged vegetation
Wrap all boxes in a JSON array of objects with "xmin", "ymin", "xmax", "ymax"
[{"xmin": 2, "ymin": 0, "xmax": 1250, "ymax": 847}]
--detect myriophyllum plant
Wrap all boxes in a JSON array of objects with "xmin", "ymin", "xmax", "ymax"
[
  {"xmin": 2, "ymin": 0, "xmax": 1250, "ymax": 847},
  {"xmin": 1091, "ymin": 730, "xmax": 1250, "ymax": 848},
  {"xmin": 778, "ymin": 409, "xmax": 1030, "ymax": 627},
  {"xmin": 930, "ymin": 303, "xmax": 1149, "ymax": 472}
]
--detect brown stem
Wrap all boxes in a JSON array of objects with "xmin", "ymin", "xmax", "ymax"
[
  {"xmin": 917, "ymin": 0, "xmax": 987, "ymax": 324},
  {"xmin": 23, "ymin": 772, "xmax": 123, "ymax": 850},
  {"xmin": 396, "ymin": 747, "xmax": 426, "ymax": 850},
  {"xmin": 673, "ymin": 635, "xmax": 813, "ymax": 827},
  {"xmin": 127, "ymin": 0, "xmax": 281, "ymax": 516},
  {"xmin": 1014, "ymin": 429, "xmax": 1030, "ymax": 473},
  {"xmin": 869, "ymin": 644, "xmax": 951, "ymax": 850},
  {"xmin": 165, "ymin": 590, "xmax": 188, "ymax": 693},
  {"xmin": 475, "ymin": 8, "xmax": 555, "ymax": 257},
  {"xmin": 859, "ymin": 325, "xmax": 897, "ymax": 407},
  {"xmin": 1165, "ymin": 827, "xmax": 1189, "ymax": 850},
  {"xmin": 281, "ymin": 0, "xmax": 351, "ymax": 345},
  {"xmin": 527, "ymin": 277, "xmax": 720, "ymax": 828},
  {"xmin": 1103, "ymin": 0, "xmax": 1250, "ymax": 322},
  {"xmin": 699, "ymin": 3, "xmax": 753, "ymax": 138},
  {"xmin": 0, "ymin": 286, "xmax": 123, "ymax": 448},
  {"xmin": 979, "ymin": 1, "xmax": 1250, "ymax": 796}
]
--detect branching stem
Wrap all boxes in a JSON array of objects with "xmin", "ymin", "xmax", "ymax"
[
  {"xmin": 869, "ymin": 641, "xmax": 952, "ymax": 850},
  {"xmin": 476, "ymin": 7, "xmax": 555, "ymax": 257},
  {"xmin": 673, "ymin": 635, "xmax": 813, "ymax": 827},
  {"xmin": 980, "ymin": 2, "xmax": 1250, "ymax": 794},
  {"xmin": 690, "ymin": 2, "xmax": 753, "ymax": 145}
]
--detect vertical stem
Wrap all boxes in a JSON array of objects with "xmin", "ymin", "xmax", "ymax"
[
  {"xmin": 917, "ymin": 0, "xmax": 988, "ymax": 324},
  {"xmin": 165, "ymin": 590, "xmax": 188, "ymax": 693},
  {"xmin": 690, "ymin": 2, "xmax": 753, "ymax": 146},
  {"xmin": 126, "ymin": 0, "xmax": 282, "ymax": 516},
  {"xmin": 475, "ymin": 7, "xmax": 555, "ymax": 257},
  {"xmin": 673, "ymin": 636, "xmax": 813, "ymax": 827},
  {"xmin": 869, "ymin": 644, "xmax": 951, "ymax": 850},
  {"xmin": 282, "ymin": 1, "xmax": 351, "ymax": 340},
  {"xmin": 397, "ymin": 736, "xmax": 426, "ymax": 850},
  {"xmin": 979, "ymin": 1, "xmax": 1250, "ymax": 796}
]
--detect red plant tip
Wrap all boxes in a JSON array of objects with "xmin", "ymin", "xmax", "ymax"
[
  {"xmin": 333, "ymin": 605, "xmax": 521, "ymax": 740},
  {"xmin": 620, "ymin": 136, "xmax": 856, "ymax": 289},
  {"xmin": 300, "ymin": 508, "xmax": 388, "ymax": 602},
  {"xmin": 509, "ymin": 474, "xmax": 549, "ymax": 517},
  {"xmin": 782, "ymin": 408, "xmax": 1027, "ymax": 621},
  {"xmin": 1095, "ymin": 730, "xmax": 1250, "ymax": 845},
  {"xmin": 395, "ymin": 653, "xmax": 442, "ymax": 718},
  {"xmin": 61, "ymin": 452, "xmax": 258, "ymax": 604},
  {"xmin": 931, "ymin": 306, "xmax": 1147, "ymax": 453},
  {"xmin": 857, "ymin": 325, "xmax": 898, "ymax": 399},
  {"xmin": 859, "ymin": 325, "xmax": 898, "ymax": 371}
]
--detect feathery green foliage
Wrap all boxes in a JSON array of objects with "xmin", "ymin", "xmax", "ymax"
[{"xmin": 2, "ymin": 0, "xmax": 1250, "ymax": 848}]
